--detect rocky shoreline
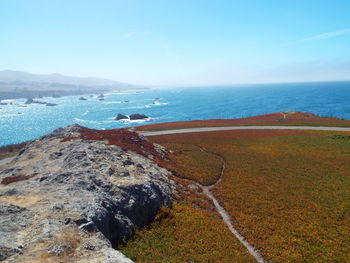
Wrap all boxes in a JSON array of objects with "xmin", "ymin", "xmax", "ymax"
[{"xmin": 0, "ymin": 125, "xmax": 174, "ymax": 262}]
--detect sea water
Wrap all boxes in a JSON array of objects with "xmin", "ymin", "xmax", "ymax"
[{"xmin": 1, "ymin": 81, "xmax": 350, "ymax": 146}]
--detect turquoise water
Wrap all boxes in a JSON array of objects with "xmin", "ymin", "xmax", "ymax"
[{"xmin": 1, "ymin": 81, "xmax": 350, "ymax": 146}]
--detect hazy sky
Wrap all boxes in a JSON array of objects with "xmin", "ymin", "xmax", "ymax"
[{"xmin": 1, "ymin": 0, "xmax": 350, "ymax": 86}]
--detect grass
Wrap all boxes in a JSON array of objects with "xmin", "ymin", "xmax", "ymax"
[{"xmin": 126, "ymin": 129, "xmax": 350, "ymax": 262}]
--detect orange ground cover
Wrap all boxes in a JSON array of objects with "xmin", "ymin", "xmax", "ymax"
[
  {"xmin": 148, "ymin": 129, "xmax": 350, "ymax": 262},
  {"xmin": 161, "ymin": 143, "xmax": 223, "ymax": 185},
  {"xmin": 119, "ymin": 201, "xmax": 254, "ymax": 263}
]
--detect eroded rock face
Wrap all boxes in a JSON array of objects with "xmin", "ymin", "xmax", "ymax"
[{"xmin": 0, "ymin": 125, "xmax": 174, "ymax": 262}]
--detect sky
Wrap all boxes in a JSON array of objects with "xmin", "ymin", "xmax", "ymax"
[{"xmin": 1, "ymin": 0, "xmax": 350, "ymax": 86}]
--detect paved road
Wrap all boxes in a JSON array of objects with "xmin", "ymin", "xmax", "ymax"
[{"xmin": 141, "ymin": 125, "xmax": 350, "ymax": 136}]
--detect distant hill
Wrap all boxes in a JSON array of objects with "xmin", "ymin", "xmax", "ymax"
[{"xmin": 0, "ymin": 70, "xmax": 144, "ymax": 99}]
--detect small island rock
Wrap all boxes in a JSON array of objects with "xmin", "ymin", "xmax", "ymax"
[
  {"xmin": 115, "ymin": 114, "xmax": 128, "ymax": 120},
  {"xmin": 130, "ymin": 113, "xmax": 148, "ymax": 120}
]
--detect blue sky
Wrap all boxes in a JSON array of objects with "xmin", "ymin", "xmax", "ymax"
[{"xmin": 1, "ymin": 0, "xmax": 350, "ymax": 86}]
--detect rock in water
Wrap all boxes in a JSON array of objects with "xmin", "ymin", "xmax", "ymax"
[
  {"xmin": 46, "ymin": 103, "xmax": 58, "ymax": 106},
  {"xmin": 129, "ymin": 114, "xmax": 148, "ymax": 120},
  {"xmin": 79, "ymin": 97, "xmax": 87, "ymax": 101},
  {"xmin": 115, "ymin": 114, "xmax": 128, "ymax": 120},
  {"xmin": 24, "ymin": 98, "xmax": 34, "ymax": 104},
  {"xmin": 25, "ymin": 98, "xmax": 50, "ymax": 105},
  {"xmin": 0, "ymin": 125, "xmax": 174, "ymax": 262}
]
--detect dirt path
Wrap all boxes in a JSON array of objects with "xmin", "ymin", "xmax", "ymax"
[{"xmin": 171, "ymin": 145, "xmax": 267, "ymax": 263}]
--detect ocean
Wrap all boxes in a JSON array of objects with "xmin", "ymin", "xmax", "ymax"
[{"xmin": 1, "ymin": 81, "xmax": 350, "ymax": 146}]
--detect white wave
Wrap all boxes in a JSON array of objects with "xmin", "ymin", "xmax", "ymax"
[
  {"xmin": 105, "ymin": 100, "xmax": 130, "ymax": 104},
  {"xmin": 74, "ymin": 118, "xmax": 100, "ymax": 124},
  {"xmin": 1, "ymin": 99, "xmax": 16, "ymax": 103},
  {"xmin": 106, "ymin": 101, "xmax": 122, "ymax": 104},
  {"xmin": 82, "ymin": 110, "xmax": 90, "ymax": 116},
  {"xmin": 144, "ymin": 101, "xmax": 169, "ymax": 108},
  {"xmin": 152, "ymin": 101, "xmax": 168, "ymax": 106},
  {"xmin": 121, "ymin": 105, "xmax": 149, "ymax": 109}
]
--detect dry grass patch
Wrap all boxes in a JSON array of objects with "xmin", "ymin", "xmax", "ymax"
[
  {"xmin": 38, "ymin": 231, "xmax": 82, "ymax": 263},
  {"xmin": 0, "ymin": 194, "xmax": 44, "ymax": 208}
]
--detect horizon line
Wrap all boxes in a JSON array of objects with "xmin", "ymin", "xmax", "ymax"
[{"xmin": 1, "ymin": 69, "xmax": 350, "ymax": 88}]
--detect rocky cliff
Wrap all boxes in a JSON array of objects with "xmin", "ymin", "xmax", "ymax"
[{"xmin": 0, "ymin": 125, "xmax": 174, "ymax": 262}]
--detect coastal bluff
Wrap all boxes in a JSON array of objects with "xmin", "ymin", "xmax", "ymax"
[{"xmin": 0, "ymin": 125, "xmax": 174, "ymax": 262}]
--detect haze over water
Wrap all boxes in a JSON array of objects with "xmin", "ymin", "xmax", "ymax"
[{"xmin": 1, "ymin": 81, "xmax": 350, "ymax": 146}]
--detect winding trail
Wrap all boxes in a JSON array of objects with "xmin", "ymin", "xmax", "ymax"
[{"xmin": 169, "ymin": 144, "xmax": 267, "ymax": 263}]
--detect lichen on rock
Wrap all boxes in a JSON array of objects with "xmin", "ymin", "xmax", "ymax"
[{"xmin": 0, "ymin": 125, "xmax": 174, "ymax": 262}]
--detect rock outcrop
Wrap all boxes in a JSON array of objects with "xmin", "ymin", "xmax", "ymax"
[
  {"xmin": 115, "ymin": 114, "xmax": 128, "ymax": 120},
  {"xmin": 115, "ymin": 114, "xmax": 149, "ymax": 121},
  {"xmin": 129, "ymin": 114, "xmax": 148, "ymax": 120},
  {"xmin": 0, "ymin": 125, "xmax": 174, "ymax": 262},
  {"xmin": 25, "ymin": 98, "xmax": 46, "ymax": 105}
]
